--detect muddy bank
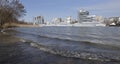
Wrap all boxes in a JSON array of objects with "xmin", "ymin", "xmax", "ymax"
[{"xmin": 0, "ymin": 33, "xmax": 20, "ymax": 43}]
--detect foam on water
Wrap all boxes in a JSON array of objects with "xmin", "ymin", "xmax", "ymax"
[{"xmin": 21, "ymin": 39, "xmax": 120, "ymax": 62}]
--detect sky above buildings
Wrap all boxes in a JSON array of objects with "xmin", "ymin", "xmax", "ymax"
[{"xmin": 21, "ymin": 0, "xmax": 120, "ymax": 22}]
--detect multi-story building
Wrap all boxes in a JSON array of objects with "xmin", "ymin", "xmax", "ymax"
[
  {"xmin": 52, "ymin": 18, "xmax": 62, "ymax": 24},
  {"xmin": 65, "ymin": 16, "xmax": 72, "ymax": 24},
  {"xmin": 76, "ymin": 9, "xmax": 106, "ymax": 26},
  {"xmin": 78, "ymin": 9, "xmax": 92, "ymax": 23},
  {"xmin": 33, "ymin": 16, "xmax": 44, "ymax": 25},
  {"xmin": 118, "ymin": 17, "xmax": 120, "ymax": 24}
]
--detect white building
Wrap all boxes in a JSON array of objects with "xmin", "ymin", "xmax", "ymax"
[
  {"xmin": 44, "ymin": 9, "xmax": 105, "ymax": 27},
  {"xmin": 77, "ymin": 9, "xmax": 105, "ymax": 26},
  {"xmin": 33, "ymin": 16, "xmax": 44, "ymax": 25},
  {"xmin": 52, "ymin": 18, "xmax": 62, "ymax": 24},
  {"xmin": 118, "ymin": 17, "xmax": 120, "ymax": 22},
  {"xmin": 78, "ymin": 9, "xmax": 91, "ymax": 23},
  {"xmin": 65, "ymin": 16, "xmax": 72, "ymax": 24}
]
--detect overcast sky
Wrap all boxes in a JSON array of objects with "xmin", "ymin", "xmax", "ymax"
[{"xmin": 21, "ymin": 0, "xmax": 120, "ymax": 22}]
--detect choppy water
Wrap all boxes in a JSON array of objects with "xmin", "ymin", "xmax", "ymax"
[{"xmin": 5, "ymin": 26, "xmax": 120, "ymax": 62}]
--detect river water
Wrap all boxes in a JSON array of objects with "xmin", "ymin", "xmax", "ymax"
[{"xmin": 1, "ymin": 26, "xmax": 120, "ymax": 64}]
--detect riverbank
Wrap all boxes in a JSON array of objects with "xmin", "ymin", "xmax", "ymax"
[
  {"xmin": 0, "ymin": 23, "xmax": 40, "ymax": 29},
  {"xmin": 16, "ymin": 24, "xmax": 40, "ymax": 27}
]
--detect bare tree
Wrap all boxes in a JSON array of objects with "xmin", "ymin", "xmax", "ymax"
[{"xmin": 0, "ymin": 0, "xmax": 26, "ymax": 28}]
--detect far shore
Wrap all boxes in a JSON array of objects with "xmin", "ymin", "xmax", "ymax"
[
  {"xmin": 0, "ymin": 23, "xmax": 42, "ymax": 29},
  {"xmin": 16, "ymin": 24, "xmax": 41, "ymax": 27}
]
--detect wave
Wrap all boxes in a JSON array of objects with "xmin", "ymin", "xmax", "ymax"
[
  {"xmin": 13, "ymin": 29, "xmax": 120, "ymax": 49},
  {"xmin": 4, "ymin": 29, "xmax": 120, "ymax": 62},
  {"xmin": 19, "ymin": 38, "xmax": 120, "ymax": 62},
  {"xmin": 5, "ymin": 29, "xmax": 120, "ymax": 50}
]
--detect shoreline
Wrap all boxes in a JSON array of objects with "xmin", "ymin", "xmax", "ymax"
[
  {"xmin": 0, "ymin": 23, "xmax": 41, "ymax": 29},
  {"xmin": 16, "ymin": 24, "xmax": 41, "ymax": 27}
]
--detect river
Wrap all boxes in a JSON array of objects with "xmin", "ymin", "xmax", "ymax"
[{"xmin": 1, "ymin": 26, "xmax": 120, "ymax": 64}]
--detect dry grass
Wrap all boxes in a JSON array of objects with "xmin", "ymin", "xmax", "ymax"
[{"xmin": 1, "ymin": 23, "xmax": 40, "ymax": 28}]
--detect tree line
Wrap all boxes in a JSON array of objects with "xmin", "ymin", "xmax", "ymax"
[{"xmin": 0, "ymin": 0, "xmax": 26, "ymax": 28}]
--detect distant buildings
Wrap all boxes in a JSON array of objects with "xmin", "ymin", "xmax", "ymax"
[
  {"xmin": 32, "ymin": 9, "xmax": 111, "ymax": 26},
  {"xmin": 77, "ymin": 9, "xmax": 104, "ymax": 23},
  {"xmin": 52, "ymin": 18, "xmax": 62, "ymax": 24},
  {"xmin": 43, "ymin": 9, "xmax": 105, "ymax": 26},
  {"xmin": 50, "ymin": 16, "xmax": 78, "ymax": 25},
  {"xmin": 65, "ymin": 16, "xmax": 72, "ymax": 24},
  {"xmin": 78, "ymin": 9, "xmax": 91, "ymax": 23},
  {"xmin": 104, "ymin": 17, "xmax": 120, "ymax": 26},
  {"xmin": 33, "ymin": 16, "xmax": 44, "ymax": 25},
  {"xmin": 119, "ymin": 17, "xmax": 120, "ymax": 21}
]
